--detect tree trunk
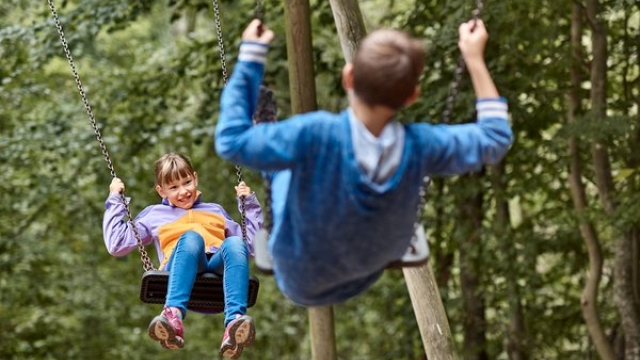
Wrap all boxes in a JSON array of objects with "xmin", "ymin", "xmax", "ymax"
[
  {"xmin": 567, "ymin": 4, "xmax": 617, "ymax": 360},
  {"xmin": 327, "ymin": 0, "xmax": 367, "ymax": 63},
  {"xmin": 622, "ymin": 4, "xmax": 640, "ymax": 326},
  {"xmin": 328, "ymin": 1, "xmax": 457, "ymax": 358},
  {"xmin": 433, "ymin": 178, "xmax": 455, "ymax": 289},
  {"xmin": 585, "ymin": 0, "xmax": 640, "ymax": 357},
  {"xmin": 404, "ymin": 263, "xmax": 459, "ymax": 360},
  {"xmin": 308, "ymin": 307, "xmax": 337, "ymax": 360},
  {"xmin": 284, "ymin": 1, "xmax": 333, "ymax": 359},
  {"xmin": 458, "ymin": 173, "xmax": 487, "ymax": 360},
  {"xmin": 284, "ymin": 0, "xmax": 317, "ymax": 113},
  {"xmin": 491, "ymin": 162, "xmax": 529, "ymax": 360}
]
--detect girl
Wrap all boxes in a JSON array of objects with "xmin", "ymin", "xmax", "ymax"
[{"xmin": 103, "ymin": 153, "xmax": 262, "ymax": 359}]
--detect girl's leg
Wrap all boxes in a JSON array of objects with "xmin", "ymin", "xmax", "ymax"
[
  {"xmin": 148, "ymin": 231, "xmax": 207, "ymax": 349},
  {"xmin": 165, "ymin": 230, "xmax": 209, "ymax": 316},
  {"xmin": 207, "ymin": 236, "xmax": 249, "ymax": 326},
  {"xmin": 209, "ymin": 236, "xmax": 255, "ymax": 358}
]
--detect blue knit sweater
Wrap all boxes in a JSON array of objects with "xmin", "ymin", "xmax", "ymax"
[{"xmin": 215, "ymin": 42, "xmax": 513, "ymax": 306}]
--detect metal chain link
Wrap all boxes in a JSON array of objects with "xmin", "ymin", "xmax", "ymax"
[
  {"xmin": 416, "ymin": 0, "xmax": 484, "ymax": 226},
  {"xmin": 263, "ymin": 176, "xmax": 273, "ymax": 231},
  {"xmin": 47, "ymin": 0, "xmax": 156, "ymax": 271},
  {"xmin": 252, "ymin": 86, "xmax": 277, "ymax": 231},
  {"xmin": 211, "ymin": 0, "xmax": 229, "ymax": 85},
  {"xmin": 254, "ymin": 0, "xmax": 265, "ymax": 21},
  {"xmin": 211, "ymin": 0, "xmax": 248, "ymax": 242},
  {"xmin": 441, "ymin": 0, "xmax": 484, "ymax": 124}
]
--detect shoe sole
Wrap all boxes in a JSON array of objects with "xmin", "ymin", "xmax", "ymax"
[
  {"xmin": 220, "ymin": 316, "xmax": 256, "ymax": 359},
  {"xmin": 148, "ymin": 315, "xmax": 184, "ymax": 350}
]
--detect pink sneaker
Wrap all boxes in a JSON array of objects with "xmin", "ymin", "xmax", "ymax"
[
  {"xmin": 148, "ymin": 307, "xmax": 184, "ymax": 350},
  {"xmin": 220, "ymin": 315, "xmax": 256, "ymax": 359}
]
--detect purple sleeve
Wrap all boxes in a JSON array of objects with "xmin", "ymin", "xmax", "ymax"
[{"xmin": 102, "ymin": 194, "xmax": 153, "ymax": 257}]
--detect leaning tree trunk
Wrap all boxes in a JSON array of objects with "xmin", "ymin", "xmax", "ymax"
[
  {"xmin": 585, "ymin": 0, "xmax": 640, "ymax": 358},
  {"xmin": 284, "ymin": 1, "xmax": 336, "ymax": 360},
  {"xmin": 567, "ymin": 3, "xmax": 616, "ymax": 360},
  {"xmin": 328, "ymin": 1, "xmax": 458, "ymax": 359}
]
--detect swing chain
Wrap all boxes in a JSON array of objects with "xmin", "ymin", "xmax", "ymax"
[
  {"xmin": 211, "ymin": 0, "xmax": 248, "ymax": 242},
  {"xmin": 47, "ymin": 0, "xmax": 155, "ymax": 272},
  {"xmin": 237, "ymin": 165, "xmax": 248, "ymax": 242},
  {"xmin": 254, "ymin": 0, "xmax": 265, "ymax": 21},
  {"xmin": 211, "ymin": 0, "xmax": 229, "ymax": 85},
  {"xmin": 441, "ymin": 0, "xmax": 484, "ymax": 125},
  {"xmin": 417, "ymin": 0, "xmax": 484, "ymax": 224}
]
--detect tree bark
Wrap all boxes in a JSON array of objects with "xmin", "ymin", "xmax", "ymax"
[
  {"xmin": 284, "ymin": 0, "xmax": 317, "ymax": 113},
  {"xmin": 327, "ymin": 0, "xmax": 367, "ymax": 63},
  {"xmin": 585, "ymin": 0, "xmax": 640, "ymax": 357},
  {"xmin": 308, "ymin": 307, "xmax": 337, "ymax": 360},
  {"xmin": 567, "ymin": 4, "xmax": 617, "ymax": 360},
  {"xmin": 429, "ymin": 179, "xmax": 455, "ymax": 288},
  {"xmin": 284, "ymin": 1, "xmax": 333, "ymax": 359},
  {"xmin": 491, "ymin": 162, "xmax": 529, "ymax": 360},
  {"xmin": 622, "ymin": 3, "xmax": 640, "ymax": 327},
  {"xmin": 404, "ymin": 263, "xmax": 459, "ymax": 360},
  {"xmin": 458, "ymin": 173, "xmax": 487, "ymax": 360}
]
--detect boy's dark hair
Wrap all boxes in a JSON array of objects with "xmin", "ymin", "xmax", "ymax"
[{"xmin": 352, "ymin": 29, "xmax": 425, "ymax": 110}]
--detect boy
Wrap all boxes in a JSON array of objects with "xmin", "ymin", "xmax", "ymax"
[{"xmin": 215, "ymin": 19, "xmax": 512, "ymax": 306}]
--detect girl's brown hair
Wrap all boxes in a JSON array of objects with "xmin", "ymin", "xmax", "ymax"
[{"xmin": 154, "ymin": 153, "xmax": 196, "ymax": 187}]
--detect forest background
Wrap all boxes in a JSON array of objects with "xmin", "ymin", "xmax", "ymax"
[{"xmin": 1, "ymin": 0, "xmax": 639, "ymax": 359}]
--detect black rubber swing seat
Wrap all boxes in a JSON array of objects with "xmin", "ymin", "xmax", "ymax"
[
  {"xmin": 253, "ymin": 224, "xmax": 430, "ymax": 275},
  {"xmin": 140, "ymin": 271, "xmax": 260, "ymax": 313}
]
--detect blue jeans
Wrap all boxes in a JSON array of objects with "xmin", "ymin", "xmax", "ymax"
[{"xmin": 164, "ymin": 231, "xmax": 249, "ymax": 326}]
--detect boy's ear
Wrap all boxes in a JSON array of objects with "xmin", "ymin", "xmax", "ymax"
[
  {"xmin": 341, "ymin": 63, "xmax": 354, "ymax": 90},
  {"xmin": 404, "ymin": 85, "xmax": 421, "ymax": 106},
  {"xmin": 193, "ymin": 172, "xmax": 198, "ymax": 187}
]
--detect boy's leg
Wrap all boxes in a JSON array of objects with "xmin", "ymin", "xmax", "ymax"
[
  {"xmin": 148, "ymin": 231, "xmax": 208, "ymax": 349},
  {"xmin": 208, "ymin": 236, "xmax": 255, "ymax": 359}
]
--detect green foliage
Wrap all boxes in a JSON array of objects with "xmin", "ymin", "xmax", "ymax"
[{"xmin": 1, "ymin": 0, "xmax": 639, "ymax": 359}]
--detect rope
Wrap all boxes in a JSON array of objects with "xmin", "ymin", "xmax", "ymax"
[{"xmin": 47, "ymin": 0, "xmax": 156, "ymax": 272}]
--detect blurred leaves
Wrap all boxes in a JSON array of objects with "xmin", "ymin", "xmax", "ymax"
[{"xmin": 1, "ymin": 0, "xmax": 639, "ymax": 359}]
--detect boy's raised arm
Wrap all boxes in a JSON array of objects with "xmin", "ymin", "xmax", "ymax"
[{"xmin": 458, "ymin": 19, "xmax": 499, "ymax": 99}]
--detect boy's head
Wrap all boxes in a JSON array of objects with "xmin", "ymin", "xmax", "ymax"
[
  {"xmin": 347, "ymin": 29, "xmax": 425, "ymax": 110},
  {"xmin": 154, "ymin": 153, "xmax": 199, "ymax": 209}
]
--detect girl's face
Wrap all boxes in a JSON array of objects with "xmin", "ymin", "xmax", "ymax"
[{"xmin": 155, "ymin": 173, "xmax": 198, "ymax": 210}]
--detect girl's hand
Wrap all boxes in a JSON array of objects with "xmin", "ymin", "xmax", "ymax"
[
  {"xmin": 235, "ymin": 181, "xmax": 252, "ymax": 197},
  {"xmin": 110, "ymin": 177, "xmax": 125, "ymax": 195}
]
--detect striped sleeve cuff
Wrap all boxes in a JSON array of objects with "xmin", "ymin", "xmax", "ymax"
[
  {"xmin": 476, "ymin": 97, "xmax": 508, "ymax": 120},
  {"xmin": 239, "ymin": 41, "xmax": 269, "ymax": 64}
]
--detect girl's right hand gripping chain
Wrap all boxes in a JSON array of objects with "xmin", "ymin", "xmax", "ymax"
[{"xmin": 110, "ymin": 177, "xmax": 125, "ymax": 195}]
